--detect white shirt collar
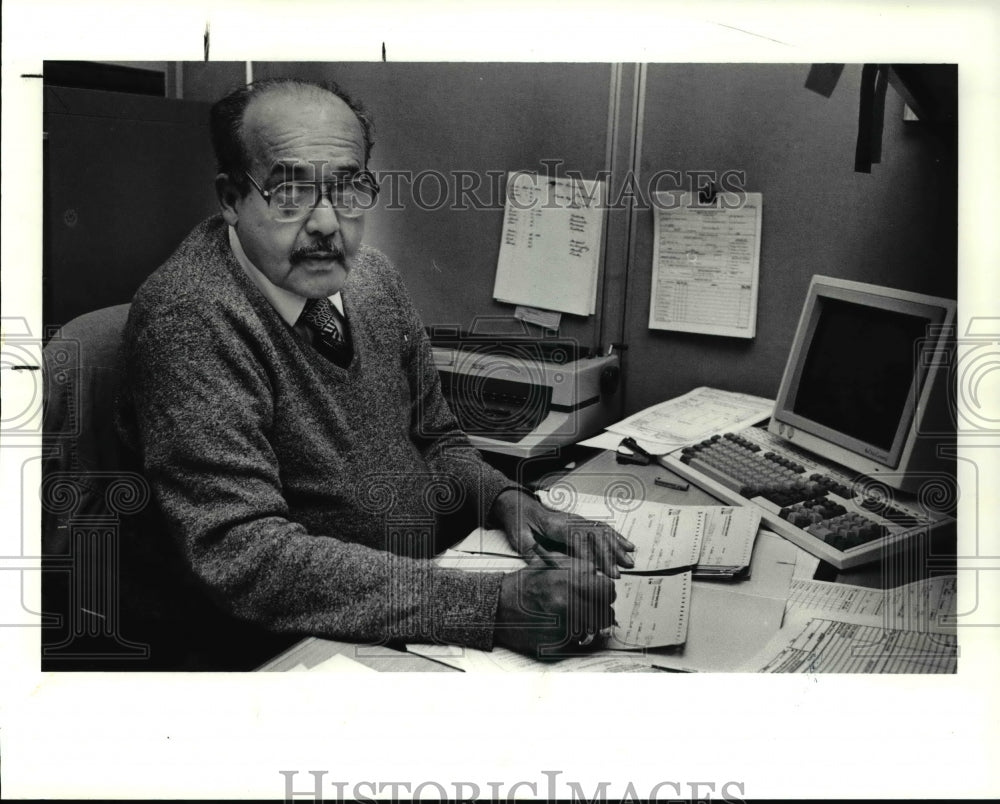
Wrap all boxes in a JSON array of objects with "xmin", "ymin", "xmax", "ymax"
[{"xmin": 228, "ymin": 225, "xmax": 344, "ymax": 326}]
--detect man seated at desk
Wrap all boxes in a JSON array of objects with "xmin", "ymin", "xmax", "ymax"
[{"xmin": 115, "ymin": 77, "xmax": 634, "ymax": 669}]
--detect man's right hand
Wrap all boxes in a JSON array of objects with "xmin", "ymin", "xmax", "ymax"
[{"xmin": 492, "ymin": 552, "xmax": 616, "ymax": 659}]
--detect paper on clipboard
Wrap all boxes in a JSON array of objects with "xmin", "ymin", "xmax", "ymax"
[
  {"xmin": 493, "ymin": 171, "xmax": 605, "ymax": 316},
  {"xmin": 649, "ymin": 190, "xmax": 762, "ymax": 338}
]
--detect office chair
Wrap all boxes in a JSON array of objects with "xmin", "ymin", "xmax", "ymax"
[
  {"xmin": 40, "ymin": 303, "xmax": 156, "ymax": 669},
  {"xmin": 41, "ymin": 303, "xmax": 297, "ymax": 671}
]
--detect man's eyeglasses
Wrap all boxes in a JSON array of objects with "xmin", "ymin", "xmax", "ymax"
[{"xmin": 244, "ymin": 170, "xmax": 380, "ymax": 223}]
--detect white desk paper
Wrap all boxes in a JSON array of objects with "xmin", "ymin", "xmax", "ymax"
[
  {"xmin": 607, "ymin": 386, "xmax": 773, "ymax": 449},
  {"xmin": 308, "ymin": 653, "xmax": 378, "ymax": 673},
  {"xmin": 450, "ymin": 527, "xmax": 519, "ymax": 557},
  {"xmin": 406, "ymin": 644, "xmax": 658, "ymax": 673},
  {"xmin": 493, "ymin": 171, "xmax": 605, "ymax": 316},
  {"xmin": 649, "ymin": 191, "xmax": 762, "ymax": 338}
]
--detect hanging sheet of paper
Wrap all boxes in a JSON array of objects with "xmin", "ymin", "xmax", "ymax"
[
  {"xmin": 649, "ymin": 190, "xmax": 762, "ymax": 338},
  {"xmin": 514, "ymin": 305, "xmax": 562, "ymax": 331},
  {"xmin": 493, "ymin": 171, "xmax": 604, "ymax": 316}
]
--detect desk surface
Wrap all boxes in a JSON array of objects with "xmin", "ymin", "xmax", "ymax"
[{"xmin": 259, "ymin": 447, "xmax": 951, "ymax": 672}]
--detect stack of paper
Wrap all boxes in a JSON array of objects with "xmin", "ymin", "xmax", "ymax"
[
  {"xmin": 447, "ymin": 525, "xmax": 692, "ymax": 649},
  {"xmin": 425, "ymin": 529, "xmax": 801, "ymax": 672},
  {"xmin": 537, "ymin": 490, "xmax": 761, "ymax": 579},
  {"xmin": 691, "ymin": 506, "xmax": 761, "ymax": 579},
  {"xmin": 579, "ymin": 386, "xmax": 774, "ymax": 455},
  {"xmin": 441, "ymin": 494, "xmax": 795, "ymax": 661},
  {"xmin": 739, "ymin": 576, "xmax": 958, "ymax": 673}
]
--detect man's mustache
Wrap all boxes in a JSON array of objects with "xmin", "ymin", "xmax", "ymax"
[{"xmin": 291, "ymin": 243, "xmax": 345, "ymax": 263}]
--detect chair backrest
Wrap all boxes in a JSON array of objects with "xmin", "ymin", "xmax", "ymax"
[
  {"xmin": 43, "ymin": 304, "xmax": 133, "ymax": 480},
  {"xmin": 40, "ymin": 303, "xmax": 162, "ymax": 667},
  {"xmin": 42, "ymin": 303, "xmax": 142, "ymax": 562},
  {"xmin": 41, "ymin": 303, "xmax": 293, "ymax": 669}
]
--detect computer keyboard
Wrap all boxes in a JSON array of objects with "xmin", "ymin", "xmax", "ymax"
[{"xmin": 660, "ymin": 427, "xmax": 954, "ymax": 569}]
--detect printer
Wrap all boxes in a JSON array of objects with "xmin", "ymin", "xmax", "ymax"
[{"xmin": 429, "ymin": 332, "xmax": 621, "ymax": 458}]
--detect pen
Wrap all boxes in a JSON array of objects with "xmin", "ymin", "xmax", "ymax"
[
  {"xmin": 404, "ymin": 648, "xmax": 466, "ymax": 672},
  {"xmin": 654, "ymin": 477, "xmax": 689, "ymax": 492},
  {"xmin": 650, "ymin": 664, "xmax": 693, "ymax": 673}
]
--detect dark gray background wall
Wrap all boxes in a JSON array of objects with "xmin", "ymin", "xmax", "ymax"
[
  {"xmin": 43, "ymin": 88, "xmax": 218, "ymax": 329},
  {"xmin": 44, "ymin": 61, "xmax": 956, "ymax": 417}
]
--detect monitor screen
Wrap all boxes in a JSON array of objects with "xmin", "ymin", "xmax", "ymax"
[
  {"xmin": 770, "ymin": 276, "xmax": 954, "ymax": 489},
  {"xmin": 792, "ymin": 298, "xmax": 931, "ymax": 453}
]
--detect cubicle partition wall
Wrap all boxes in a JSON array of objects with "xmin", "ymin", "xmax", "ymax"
[{"xmin": 622, "ymin": 64, "xmax": 957, "ymax": 412}]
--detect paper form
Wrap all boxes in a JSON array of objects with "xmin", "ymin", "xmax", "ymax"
[
  {"xmin": 492, "ymin": 171, "xmax": 605, "ymax": 316},
  {"xmin": 606, "ymin": 386, "xmax": 774, "ymax": 450},
  {"xmin": 538, "ymin": 489, "xmax": 703, "ymax": 570},
  {"xmin": 612, "ymin": 507, "xmax": 704, "ymax": 572},
  {"xmin": 737, "ymin": 575, "xmax": 960, "ymax": 673},
  {"xmin": 537, "ymin": 490, "xmax": 758, "ymax": 574},
  {"xmin": 786, "ymin": 575, "xmax": 957, "ymax": 635},
  {"xmin": 749, "ymin": 617, "xmax": 958, "ymax": 673},
  {"xmin": 696, "ymin": 507, "xmax": 761, "ymax": 572},
  {"xmin": 608, "ymin": 572, "xmax": 691, "ymax": 649},
  {"xmin": 649, "ymin": 190, "xmax": 762, "ymax": 338}
]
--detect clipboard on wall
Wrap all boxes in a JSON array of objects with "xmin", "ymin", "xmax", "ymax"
[
  {"xmin": 649, "ymin": 190, "xmax": 763, "ymax": 338},
  {"xmin": 492, "ymin": 171, "xmax": 605, "ymax": 317}
]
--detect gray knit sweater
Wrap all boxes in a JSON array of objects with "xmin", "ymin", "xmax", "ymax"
[{"xmin": 118, "ymin": 216, "xmax": 510, "ymax": 650}]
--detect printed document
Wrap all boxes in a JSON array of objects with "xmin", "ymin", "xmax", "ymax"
[
  {"xmin": 785, "ymin": 575, "xmax": 957, "ymax": 634},
  {"xmin": 740, "ymin": 575, "xmax": 959, "ymax": 673},
  {"xmin": 607, "ymin": 572, "xmax": 691, "ymax": 648},
  {"xmin": 493, "ymin": 171, "xmax": 605, "ymax": 316},
  {"xmin": 605, "ymin": 386, "xmax": 773, "ymax": 451},
  {"xmin": 748, "ymin": 617, "xmax": 957, "ymax": 673},
  {"xmin": 536, "ymin": 490, "xmax": 759, "ymax": 575},
  {"xmin": 649, "ymin": 190, "xmax": 762, "ymax": 337}
]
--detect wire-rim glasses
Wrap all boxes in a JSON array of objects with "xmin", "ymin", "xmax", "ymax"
[{"xmin": 244, "ymin": 170, "xmax": 380, "ymax": 222}]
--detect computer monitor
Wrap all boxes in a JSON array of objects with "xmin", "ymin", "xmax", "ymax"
[{"xmin": 768, "ymin": 275, "xmax": 955, "ymax": 494}]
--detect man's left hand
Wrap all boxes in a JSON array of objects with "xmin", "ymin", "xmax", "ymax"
[{"xmin": 490, "ymin": 489, "xmax": 635, "ymax": 578}]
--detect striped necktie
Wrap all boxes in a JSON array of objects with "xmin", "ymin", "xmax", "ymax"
[{"xmin": 300, "ymin": 298, "xmax": 352, "ymax": 367}]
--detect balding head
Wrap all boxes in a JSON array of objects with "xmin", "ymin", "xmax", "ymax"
[{"xmin": 210, "ymin": 78, "xmax": 374, "ymax": 196}]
